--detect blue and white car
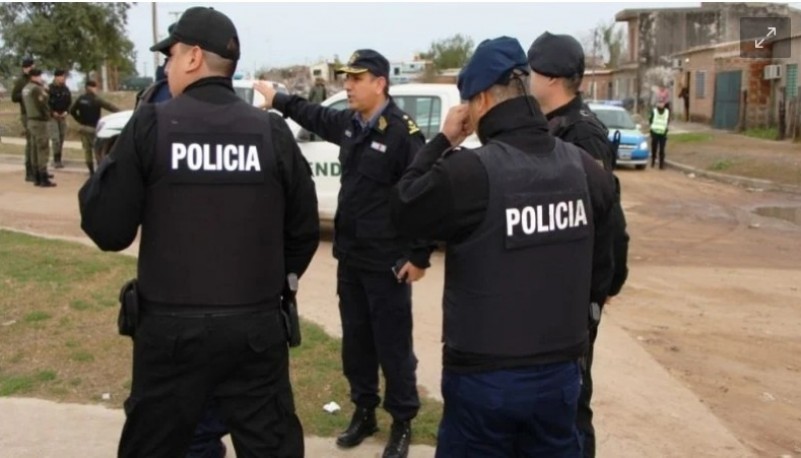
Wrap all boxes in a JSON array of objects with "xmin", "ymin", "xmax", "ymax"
[{"xmin": 588, "ymin": 102, "xmax": 650, "ymax": 169}]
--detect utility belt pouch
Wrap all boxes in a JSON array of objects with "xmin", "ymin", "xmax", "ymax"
[
  {"xmin": 281, "ymin": 273, "xmax": 301, "ymax": 348},
  {"xmin": 589, "ymin": 301, "xmax": 601, "ymax": 327},
  {"xmin": 118, "ymin": 279, "xmax": 140, "ymax": 338}
]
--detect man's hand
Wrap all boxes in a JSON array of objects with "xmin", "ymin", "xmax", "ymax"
[
  {"xmin": 253, "ymin": 81, "xmax": 278, "ymax": 110},
  {"xmin": 396, "ymin": 261, "xmax": 426, "ymax": 284},
  {"xmin": 442, "ymin": 104, "xmax": 472, "ymax": 146}
]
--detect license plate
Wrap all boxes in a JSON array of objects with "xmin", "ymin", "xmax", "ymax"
[{"xmin": 619, "ymin": 151, "xmax": 632, "ymax": 160}]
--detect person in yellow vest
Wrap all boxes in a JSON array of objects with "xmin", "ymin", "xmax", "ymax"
[{"xmin": 649, "ymin": 101, "xmax": 670, "ymax": 169}]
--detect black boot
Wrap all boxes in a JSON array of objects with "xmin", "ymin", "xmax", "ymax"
[
  {"xmin": 38, "ymin": 171, "xmax": 56, "ymax": 188},
  {"xmin": 336, "ymin": 406, "xmax": 378, "ymax": 448},
  {"xmin": 33, "ymin": 171, "xmax": 42, "ymax": 186},
  {"xmin": 54, "ymin": 153, "xmax": 64, "ymax": 169},
  {"xmin": 382, "ymin": 420, "xmax": 412, "ymax": 458}
]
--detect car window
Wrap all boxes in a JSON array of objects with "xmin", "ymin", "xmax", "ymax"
[
  {"xmin": 594, "ymin": 109, "xmax": 636, "ymax": 130},
  {"xmin": 233, "ymin": 87, "xmax": 253, "ymax": 105},
  {"xmin": 395, "ymin": 96, "xmax": 442, "ymax": 139}
]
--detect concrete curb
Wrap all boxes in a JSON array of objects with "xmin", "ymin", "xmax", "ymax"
[{"xmin": 665, "ymin": 159, "xmax": 801, "ymax": 194}]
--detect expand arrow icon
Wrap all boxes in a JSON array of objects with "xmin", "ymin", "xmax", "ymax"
[{"xmin": 755, "ymin": 26, "xmax": 778, "ymax": 48}]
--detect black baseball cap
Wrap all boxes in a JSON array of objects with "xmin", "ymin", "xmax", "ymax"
[
  {"xmin": 150, "ymin": 7, "xmax": 240, "ymax": 61},
  {"xmin": 22, "ymin": 57, "xmax": 34, "ymax": 67},
  {"xmin": 336, "ymin": 49, "xmax": 389, "ymax": 79},
  {"xmin": 527, "ymin": 32, "xmax": 585, "ymax": 78}
]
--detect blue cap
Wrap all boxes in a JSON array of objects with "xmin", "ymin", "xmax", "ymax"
[{"xmin": 457, "ymin": 36, "xmax": 529, "ymax": 101}]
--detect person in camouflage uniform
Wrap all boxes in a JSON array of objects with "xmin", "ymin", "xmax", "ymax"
[
  {"xmin": 10, "ymin": 57, "xmax": 35, "ymax": 182},
  {"xmin": 22, "ymin": 68, "xmax": 56, "ymax": 187}
]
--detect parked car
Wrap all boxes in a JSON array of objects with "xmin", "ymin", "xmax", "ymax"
[
  {"xmin": 588, "ymin": 102, "xmax": 650, "ymax": 169},
  {"xmin": 95, "ymin": 82, "xmax": 477, "ymax": 220}
]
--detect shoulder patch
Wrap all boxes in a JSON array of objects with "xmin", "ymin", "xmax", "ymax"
[{"xmin": 405, "ymin": 116, "xmax": 420, "ymax": 135}]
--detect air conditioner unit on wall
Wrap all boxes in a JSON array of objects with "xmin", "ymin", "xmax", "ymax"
[{"xmin": 763, "ymin": 64, "xmax": 782, "ymax": 80}]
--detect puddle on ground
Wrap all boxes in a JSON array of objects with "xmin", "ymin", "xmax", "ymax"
[{"xmin": 754, "ymin": 206, "xmax": 801, "ymax": 225}]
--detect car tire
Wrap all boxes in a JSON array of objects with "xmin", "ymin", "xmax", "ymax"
[{"xmin": 635, "ymin": 164, "xmax": 646, "ymax": 170}]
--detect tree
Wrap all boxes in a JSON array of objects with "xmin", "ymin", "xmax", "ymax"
[
  {"xmin": 583, "ymin": 21, "xmax": 626, "ymax": 68},
  {"xmin": 0, "ymin": 3, "xmax": 136, "ymax": 83},
  {"xmin": 420, "ymin": 34, "xmax": 475, "ymax": 71}
]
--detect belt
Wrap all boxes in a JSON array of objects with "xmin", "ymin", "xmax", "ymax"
[{"xmin": 141, "ymin": 300, "xmax": 279, "ymax": 318}]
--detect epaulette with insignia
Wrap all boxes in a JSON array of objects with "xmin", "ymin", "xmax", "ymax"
[{"xmin": 402, "ymin": 114, "xmax": 420, "ymax": 135}]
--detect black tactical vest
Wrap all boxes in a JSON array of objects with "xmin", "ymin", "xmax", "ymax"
[
  {"xmin": 443, "ymin": 139, "xmax": 593, "ymax": 357},
  {"xmin": 138, "ymin": 95, "xmax": 285, "ymax": 306}
]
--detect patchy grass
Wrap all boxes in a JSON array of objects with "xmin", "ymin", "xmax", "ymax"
[
  {"xmin": 669, "ymin": 132, "xmax": 714, "ymax": 143},
  {"xmin": 709, "ymin": 159, "xmax": 734, "ymax": 172},
  {"xmin": 742, "ymin": 127, "xmax": 779, "ymax": 141},
  {"xmin": 0, "ymin": 230, "xmax": 442, "ymax": 444}
]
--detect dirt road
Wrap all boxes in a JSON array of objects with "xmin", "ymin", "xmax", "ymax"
[{"xmin": 1, "ymin": 161, "xmax": 800, "ymax": 457}]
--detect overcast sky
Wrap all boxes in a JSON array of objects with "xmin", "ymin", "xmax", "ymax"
[{"xmin": 126, "ymin": 1, "xmax": 799, "ymax": 77}]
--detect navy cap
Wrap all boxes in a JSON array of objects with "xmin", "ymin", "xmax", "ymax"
[
  {"xmin": 336, "ymin": 49, "xmax": 390, "ymax": 79},
  {"xmin": 527, "ymin": 32, "xmax": 585, "ymax": 78},
  {"xmin": 22, "ymin": 57, "xmax": 34, "ymax": 67},
  {"xmin": 457, "ymin": 36, "xmax": 529, "ymax": 101},
  {"xmin": 150, "ymin": 7, "xmax": 240, "ymax": 61}
]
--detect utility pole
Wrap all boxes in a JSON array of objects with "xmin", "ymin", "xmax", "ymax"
[
  {"xmin": 591, "ymin": 27, "xmax": 599, "ymax": 100},
  {"xmin": 151, "ymin": 3, "xmax": 159, "ymax": 79}
]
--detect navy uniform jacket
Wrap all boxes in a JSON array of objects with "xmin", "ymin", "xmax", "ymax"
[{"xmin": 273, "ymin": 92, "xmax": 432, "ymax": 271}]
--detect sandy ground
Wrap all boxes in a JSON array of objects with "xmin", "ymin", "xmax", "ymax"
[{"xmin": 1, "ymin": 160, "xmax": 800, "ymax": 457}]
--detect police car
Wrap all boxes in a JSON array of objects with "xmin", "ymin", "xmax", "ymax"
[
  {"xmin": 588, "ymin": 102, "xmax": 650, "ymax": 169},
  {"xmin": 96, "ymin": 82, "xmax": 477, "ymax": 220}
]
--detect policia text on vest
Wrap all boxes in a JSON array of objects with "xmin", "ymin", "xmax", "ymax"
[{"xmin": 505, "ymin": 197, "xmax": 589, "ymax": 238}]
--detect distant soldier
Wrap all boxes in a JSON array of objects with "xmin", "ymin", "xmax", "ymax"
[
  {"xmin": 22, "ymin": 68, "xmax": 56, "ymax": 187},
  {"xmin": 48, "ymin": 69, "xmax": 72, "ymax": 169},
  {"xmin": 69, "ymin": 80, "xmax": 120, "ymax": 174},
  {"xmin": 11, "ymin": 57, "xmax": 35, "ymax": 182}
]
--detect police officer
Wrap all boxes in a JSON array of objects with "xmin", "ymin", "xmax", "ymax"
[
  {"xmin": 48, "ymin": 69, "xmax": 72, "ymax": 169},
  {"xmin": 255, "ymin": 49, "xmax": 431, "ymax": 458},
  {"xmin": 69, "ymin": 80, "xmax": 120, "ymax": 174},
  {"xmin": 11, "ymin": 57, "xmax": 35, "ymax": 182},
  {"xmin": 22, "ymin": 68, "xmax": 56, "ymax": 188},
  {"xmin": 391, "ymin": 36, "xmax": 617, "ymax": 456},
  {"xmin": 78, "ymin": 7, "xmax": 319, "ymax": 457},
  {"xmin": 650, "ymin": 101, "xmax": 670, "ymax": 169},
  {"xmin": 528, "ymin": 31, "xmax": 630, "ymax": 458}
]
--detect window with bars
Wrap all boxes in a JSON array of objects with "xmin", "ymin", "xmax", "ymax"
[{"xmin": 695, "ymin": 71, "xmax": 706, "ymax": 99}]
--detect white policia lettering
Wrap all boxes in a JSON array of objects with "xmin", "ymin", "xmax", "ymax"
[
  {"xmin": 505, "ymin": 199, "xmax": 588, "ymax": 236},
  {"xmin": 171, "ymin": 143, "xmax": 262, "ymax": 172}
]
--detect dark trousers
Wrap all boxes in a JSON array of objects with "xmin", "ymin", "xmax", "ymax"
[
  {"xmin": 118, "ymin": 310, "xmax": 303, "ymax": 458},
  {"xmin": 576, "ymin": 321, "xmax": 600, "ymax": 457},
  {"xmin": 186, "ymin": 399, "xmax": 228, "ymax": 458},
  {"xmin": 436, "ymin": 361, "xmax": 582, "ymax": 457},
  {"xmin": 337, "ymin": 263, "xmax": 420, "ymax": 421},
  {"xmin": 651, "ymin": 133, "xmax": 667, "ymax": 168}
]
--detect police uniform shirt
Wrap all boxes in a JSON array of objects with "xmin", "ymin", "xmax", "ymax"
[
  {"xmin": 78, "ymin": 77, "xmax": 320, "ymax": 279},
  {"xmin": 272, "ymin": 91, "xmax": 432, "ymax": 271}
]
